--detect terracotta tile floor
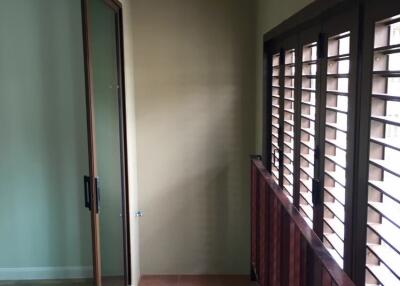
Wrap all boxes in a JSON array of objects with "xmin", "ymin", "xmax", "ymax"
[
  {"xmin": 139, "ymin": 275, "xmax": 256, "ymax": 286},
  {"xmin": 0, "ymin": 276, "xmax": 256, "ymax": 286},
  {"xmin": 0, "ymin": 277, "xmax": 124, "ymax": 286}
]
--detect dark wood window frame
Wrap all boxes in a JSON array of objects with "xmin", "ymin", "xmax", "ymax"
[{"xmin": 262, "ymin": 0, "xmax": 400, "ymax": 285}]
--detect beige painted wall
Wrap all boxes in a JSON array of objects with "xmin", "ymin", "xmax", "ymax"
[
  {"xmin": 255, "ymin": 0, "xmax": 314, "ymax": 152},
  {"xmin": 131, "ymin": 0, "xmax": 256, "ymax": 275},
  {"xmin": 120, "ymin": 1, "xmax": 141, "ymax": 285}
]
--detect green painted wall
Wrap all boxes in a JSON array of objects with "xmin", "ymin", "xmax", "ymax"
[
  {"xmin": 0, "ymin": 0, "xmax": 92, "ymax": 274},
  {"xmin": 90, "ymin": 0, "xmax": 124, "ymax": 277}
]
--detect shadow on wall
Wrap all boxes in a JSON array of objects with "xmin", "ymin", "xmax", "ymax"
[{"xmin": 133, "ymin": 0, "xmax": 256, "ymax": 276}]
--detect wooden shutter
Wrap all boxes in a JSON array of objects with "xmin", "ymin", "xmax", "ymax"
[
  {"xmin": 282, "ymin": 49, "xmax": 296, "ymax": 202},
  {"xmin": 271, "ymin": 52, "xmax": 281, "ymax": 184},
  {"xmin": 322, "ymin": 31, "xmax": 351, "ymax": 269},
  {"xmin": 298, "ymin": 42, "xmax": 318, "ymax": 228},
  {"xmin": 364, "ymin": 13, "xmax": 400, "ymax": 286}
]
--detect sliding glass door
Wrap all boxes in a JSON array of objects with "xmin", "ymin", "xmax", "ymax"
[
  {"xmin": 0, "ymin": 1, "xmax": 129, "ymax": 285},
  {"xmin": 0, "ymin": 1, "xmax": 94, "ymax": 285},
  {"xmin": 90, "ymin": 0, "xmax": 128, "ymax": 285},
  {"xmin": 82, "ymin": 0, "xmax": 130, "ymax": 285}
]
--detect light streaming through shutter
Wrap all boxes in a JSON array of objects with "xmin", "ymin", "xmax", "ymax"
[
  {"xmin": 271, "ymin": 53, "xmax": 281, "ymax": 184},
  {"xmin": 282, "ymin": 49, "xmax": 296, "ymax": 202},
  {"xmin": 365, "ymin": 15, "xmax": 400, "ymax": 286},
  {"xmin": 322, "ymin": 32, "xmax": 350, "ymax": 269},
  {"xmin": 299, "ymin": 42, "xmax": 317, "ymax": 228}
]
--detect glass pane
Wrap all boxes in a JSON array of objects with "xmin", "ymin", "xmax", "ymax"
[
  {"xmin": 0, "ymin": 1, "xmax": 93, "ymax": 285},
  {"xmin": 90, "ymin": 0, "xmax": 125, "ymax": 285},
  {"xmin": 390, "ymin": 21, "xmax": 400, "ymax": 46}
]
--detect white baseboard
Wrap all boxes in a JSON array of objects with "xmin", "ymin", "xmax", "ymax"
[{"xmin": 0, "ymin": 266, "xmax": 93, "ymax": 281}]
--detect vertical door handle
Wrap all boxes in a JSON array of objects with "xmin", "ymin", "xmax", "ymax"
[
  {"xmin": 84, "ymin": 175, "xmax": 91, "ymax": 210},
  {"xmin": 95, "ymin": 177, "xmax": 100, "ymax": 213},
  {"xmin": 312, "ymin": 179, "xmax": 321, "ymax": 205}
]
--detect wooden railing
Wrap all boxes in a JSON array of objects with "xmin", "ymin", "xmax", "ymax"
[{"xmin": 250, "ymin": 157, "xmax": 355, "ymax": 286}]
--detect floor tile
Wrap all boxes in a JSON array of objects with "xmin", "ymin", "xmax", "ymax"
[
  {"xmin": 0, "ymin": 277, "xmax": 123, "ymax": 286},
  {"xmin": 178, "ymin": 275, "xmax": 253, "ymax": 286},
  {"xmin": 139, "ymin": 275, "xmax": 255, "ymax": 286},
  {"xmin": 139, "ymin": 275, "xmax": 179, "ymax": 286}
]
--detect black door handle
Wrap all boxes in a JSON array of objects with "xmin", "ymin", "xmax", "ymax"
[
  {"xmin": 95, "ymin": 177, "xmax": 100, "ymax": 213},
  {"xmin": 84, "ymin": 175, "xmax": 91, "ymax": 210},
  {"xmin": 312, "ymin": 179, "xmax": 321, "ymax": 205}
]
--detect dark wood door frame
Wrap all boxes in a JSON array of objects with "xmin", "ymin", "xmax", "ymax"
[
  {"xmin": 80, "ymin": 0, "xmax": 102, "ymax": 284},
  {"xmin": 81, "ymin": 0, "xmax": 132, "ymax": 285},
  {"xmin": 108, "ymin": 1, "xmax": 133, "ymax": 285}
]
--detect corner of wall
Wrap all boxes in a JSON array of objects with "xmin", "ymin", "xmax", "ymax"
[{"xmin": 121, "ymin": 0, "xmax": 141, "ymax": 285}]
